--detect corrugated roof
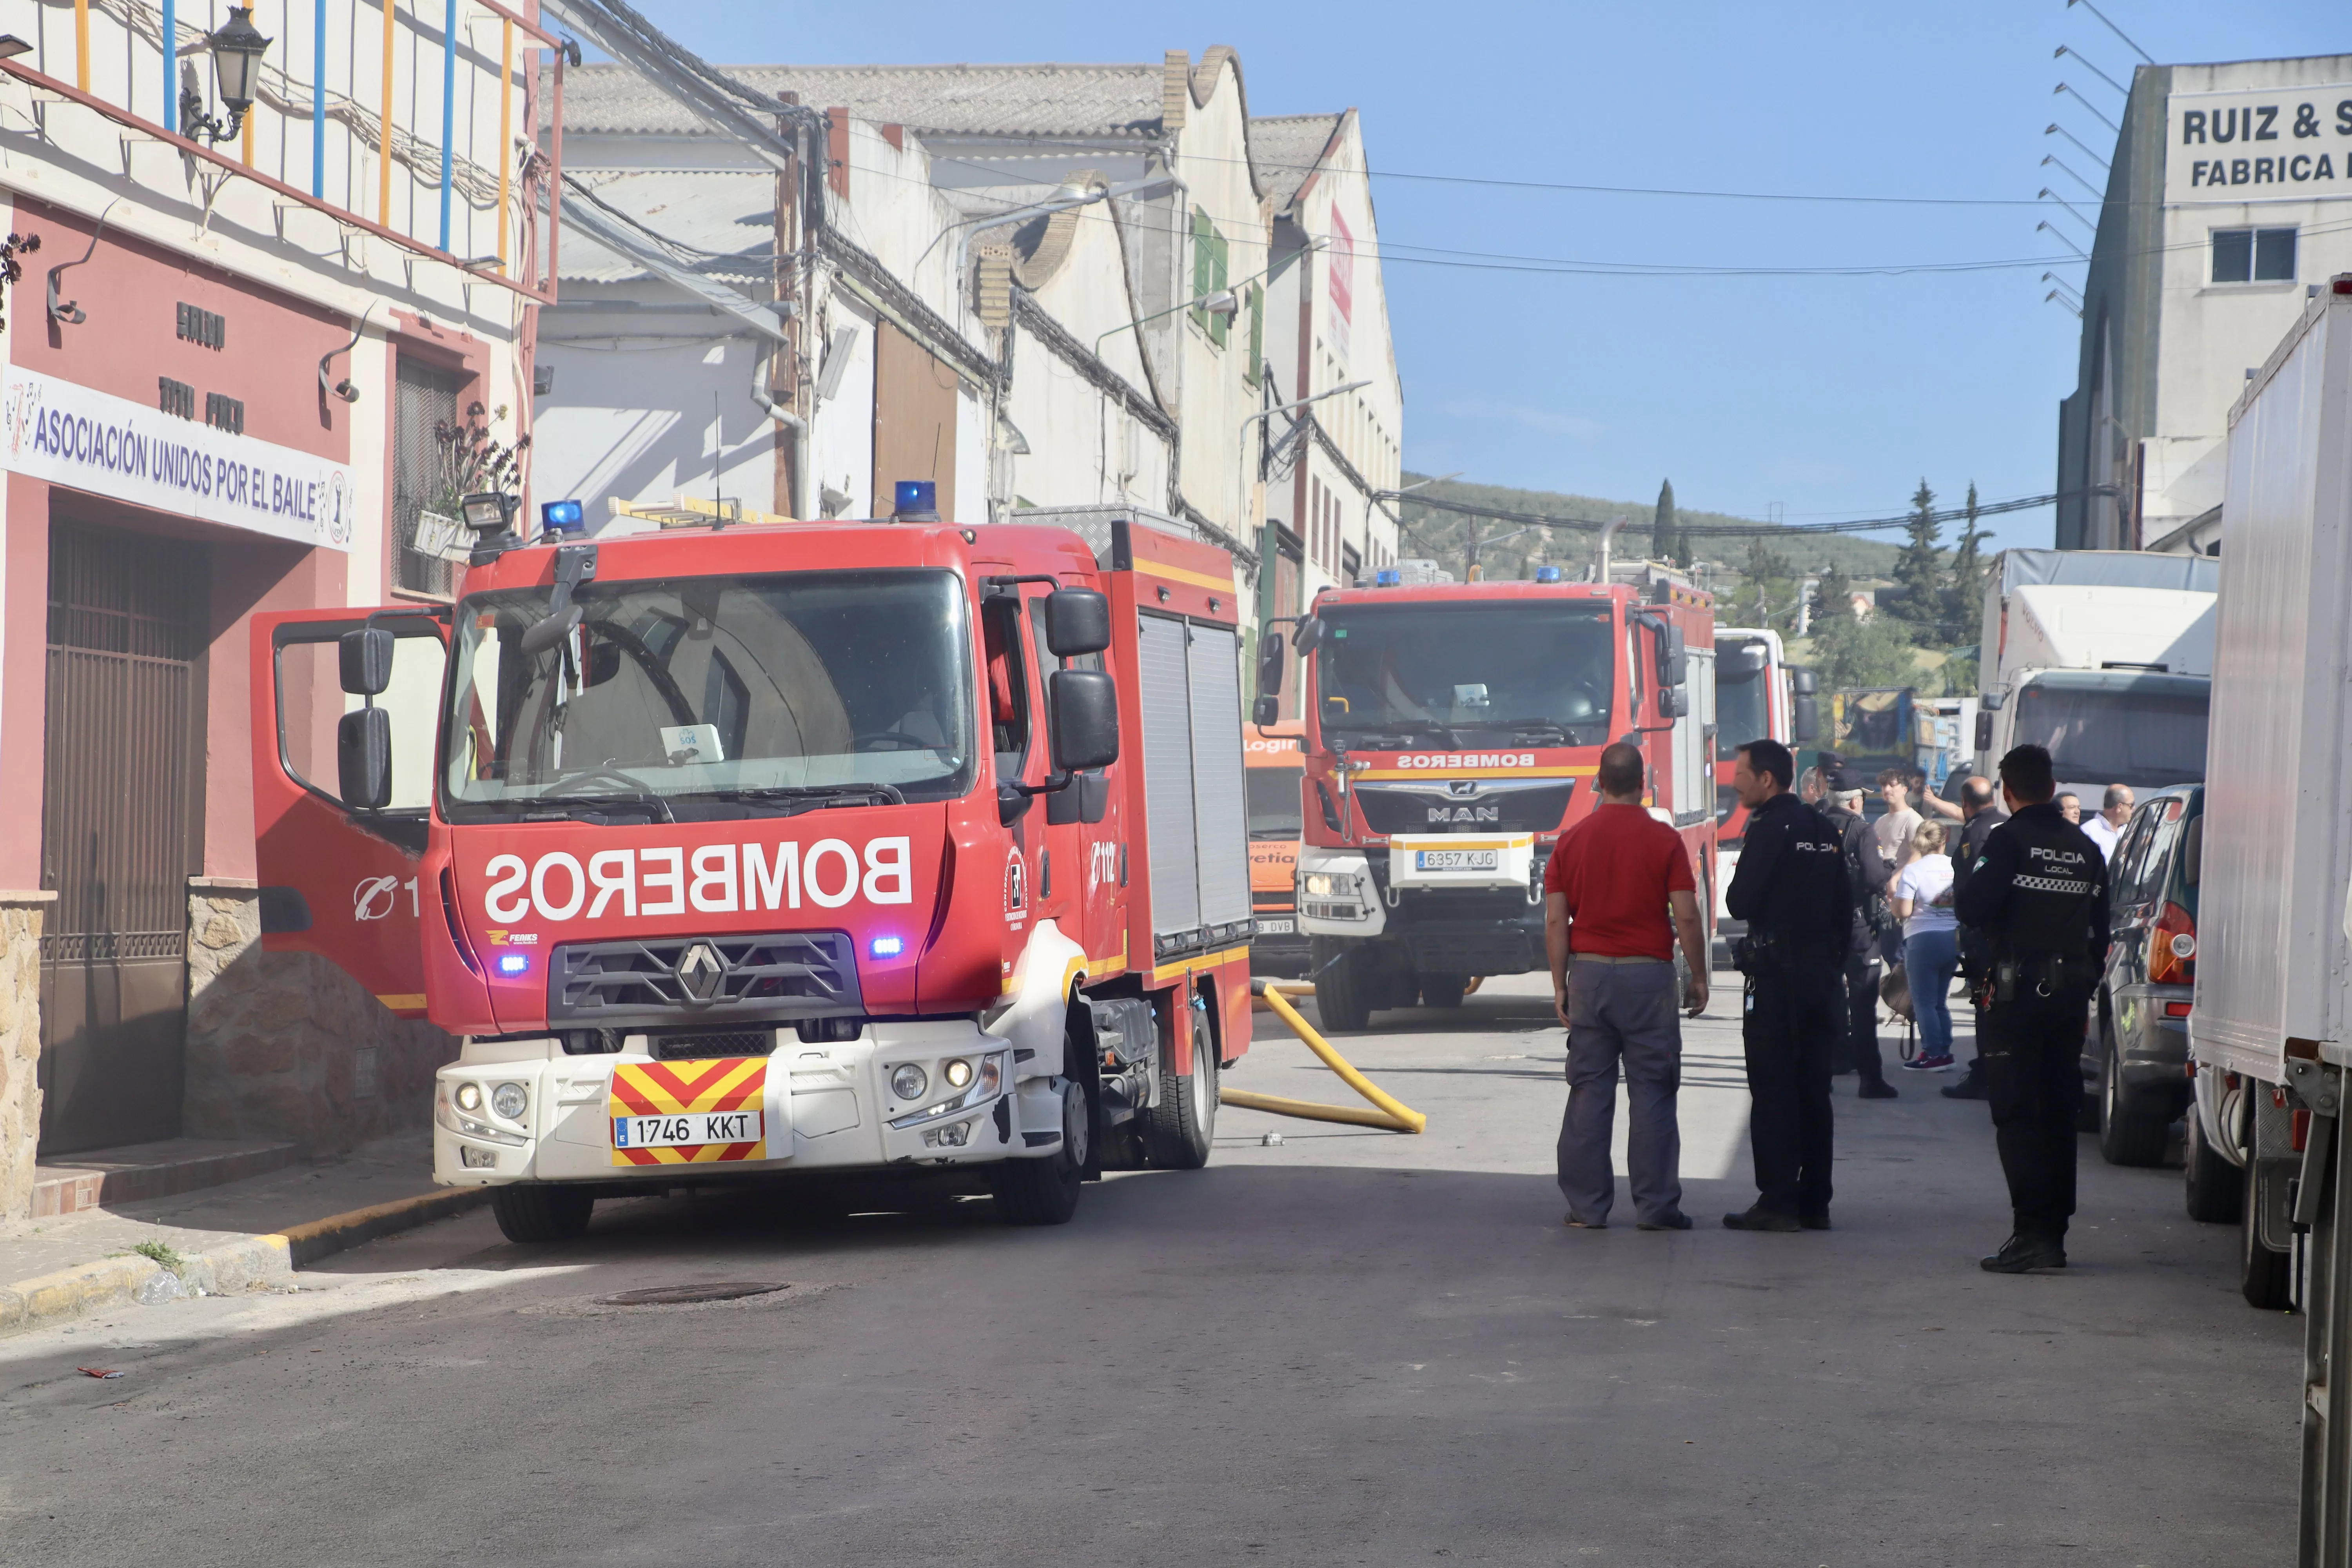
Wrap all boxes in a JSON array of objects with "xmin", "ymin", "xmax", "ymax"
[
  {"xmin": 1250, "ymin": 113, "xmax": 1343, "ymax": 213},
  {"xmin": 559, "ymin": 62, "xmax": 1165, "ymax": 140},
  {"xmin": 557, "ymin": 170, "xmax": 776, "ymax": 284}
]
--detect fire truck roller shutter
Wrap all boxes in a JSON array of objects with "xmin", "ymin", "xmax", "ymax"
[
  {"xmin": 1137, "ymin": 614, "xmax": 1201, "ymax": 938},
  {"xmin": 1187, "ymin": 624, "xmax": 1252, "ymax": 931}
]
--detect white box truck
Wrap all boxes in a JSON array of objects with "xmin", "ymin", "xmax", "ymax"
[
  {"xmin": 1973, "ymin": 548, "xmax": 2216, "ymax": 802},
  {"xmin": 2188, "ymin": 272, "xmax": 2352, "ymax": 1556}
]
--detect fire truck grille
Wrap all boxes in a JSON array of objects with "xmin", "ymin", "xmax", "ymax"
[
  {"xmin": 550, "ymin": 931, "xmax": 863, "ymax": 1028},
  {"xmin": 1354, "ymin": 782, "xmax": 1577, "ymax": 836},
  {"xmin": 648, "ymin": 1030, "xmax": 777, "ymax": 1062}
]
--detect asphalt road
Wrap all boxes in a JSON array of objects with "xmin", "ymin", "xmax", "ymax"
[{"xmin": 0, "ymin": 973, "xmax": 2303, "ymax": 1566}]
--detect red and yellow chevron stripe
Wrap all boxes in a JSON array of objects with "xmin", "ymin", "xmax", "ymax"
[{"xmin": 608, "ymin": 1058, "xmax": 768, "ymax": 1166}]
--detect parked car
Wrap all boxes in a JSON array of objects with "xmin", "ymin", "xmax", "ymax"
[{"xmin": 2086, "ymin": 784, "xmax": 2201, "ymax": 1166}]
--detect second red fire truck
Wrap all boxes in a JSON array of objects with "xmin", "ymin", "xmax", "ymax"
[{"xmin": 1265, "ymin": 561, "xmax": 1720, "ymax": 1031}]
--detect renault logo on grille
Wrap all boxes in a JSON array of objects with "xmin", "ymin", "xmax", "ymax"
[{"xmin": 675, "ymin": 942, "xmax": 725, "ymax": 1003}]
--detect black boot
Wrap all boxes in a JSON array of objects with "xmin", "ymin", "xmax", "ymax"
[
  {"xmin": 1942, "ymin": 1060, "xmax": 1988, "ymax": 1100},
  {"xmin": 1858, "ymin": 1073, "xmax": 1898, "ymax": 1100},
  {"xmin": 1723, "ymin": 1205, "xmax": 1802, "ymax": 1233},
  {"xmin": 1980, "ymin": 1232, "xmax": 2067, "ymax": 1273}
]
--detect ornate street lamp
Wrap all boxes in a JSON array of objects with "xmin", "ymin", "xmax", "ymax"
[{"xmin": 180, "ymin": 7, "xmax": 271, "ymax": 145}]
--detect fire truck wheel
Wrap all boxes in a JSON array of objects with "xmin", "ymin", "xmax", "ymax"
[
  {"xmin": 1419, "ymin": 973, "xmax": 1470, "ymax": 1009},
  {"xmin": 990, "ymin": 1080, "xmax": 1085, "ymax": 1226},
  {"xmin": 1143, "ymin": 1007, "xmax": 1218, "ymax": 1169},
  {"xmin": 490, "ymin": 1184, "xmax": 595, "ymax": 1244},
  {"xmin": 1312, "ymin": 940, "xmax": 1373, "ymax": 1034}
]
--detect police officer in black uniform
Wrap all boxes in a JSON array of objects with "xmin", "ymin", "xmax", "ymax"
[
  {"xmin": 1953, "ymin": 744, "xmax": 2110, "ymax": 1273},
  {"xmin": 1723, "ymin": 739, "xmax": 1855, "ymax": 1231}
]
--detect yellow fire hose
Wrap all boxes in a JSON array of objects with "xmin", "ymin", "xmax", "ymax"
[{"xmin": 1221, "ymin": 979, "xmax": 1427, "ymax": 1133}]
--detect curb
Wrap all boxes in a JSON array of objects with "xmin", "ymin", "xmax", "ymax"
[
  {"xmin": 0, "ymin": 1187, "xmax": 490, "ymax": 1337},
  {"xmin": 266, "ymin": 1187, "xmax": 490, "ymax": 1269}
]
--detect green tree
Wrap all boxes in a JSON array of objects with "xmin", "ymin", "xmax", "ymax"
[
  {"xmin": 1812, "ymin": 563, "xmax": 1853, "ymax": 628},
  {"xmin": 1888, "ymin": 478, "xmax": 1945, "ymax": 640},
  {"xmin": 1730, "ymin": 537, "xmax": 1799, "ymax": 633},
  {"xmin": 1674, "ymin": 524, "xmax": 1694, "ymax": 569},
  {"xmin": 1811, "ymin": 610, "xmax": 1918, "ymax": 691},
  {"xmin": 1650, "ymin": 479, "xmax": 1677, "ymax": 562},
  {"xmin": 1944, "ymin": 480, "xmax": 1988, "ymax": 641}
]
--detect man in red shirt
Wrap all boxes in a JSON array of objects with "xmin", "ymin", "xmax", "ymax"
[{"xmin": 1545, "ymin": 742, "xmax": 1709, "ymax": 1230}]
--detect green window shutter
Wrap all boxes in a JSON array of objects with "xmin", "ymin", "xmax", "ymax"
[
  {"xmin": 1191, "ymin": 210, "xmax": 1213, "ymax": 331},
  {"xmin": 1245, "ymin": 283, "xmax": 1264, "ymax": 384},
  {"xmin": 1210, "ymin": 229, "xmax": 1230, "ymax": 347}
]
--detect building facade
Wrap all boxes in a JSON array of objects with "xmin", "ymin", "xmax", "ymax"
[
  {"xmin": 0, "ymin": 0, "xmax": 554, "ymax": 1210},
  {"xmin": 2057, "ymin": 54, "xmax": 2352, "ymax": 554},
  {"xmin": 528, "ymin": 47, "xmax": 1404, "ymax": 650}
]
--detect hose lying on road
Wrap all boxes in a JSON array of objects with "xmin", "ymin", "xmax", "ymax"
[{"xmin": 1222, "ymin": 979, "xmax": 1428, "ymax": 1134}]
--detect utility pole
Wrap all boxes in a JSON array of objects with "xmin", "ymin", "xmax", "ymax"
[{"xmin": 1465, "ymin": 515, "xmax": 1483, "ymax": 582}]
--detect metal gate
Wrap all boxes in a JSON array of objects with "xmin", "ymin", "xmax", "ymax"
[
  {"xmin": 38, "ymin": 521, "xmax": 207, "ymax": 1153},
  {"xmin": 392, "ymin": 356, "xmax": 462, "ymax": 597}
]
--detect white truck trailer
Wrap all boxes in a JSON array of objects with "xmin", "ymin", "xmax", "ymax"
[
  {"xmin": 2190, "ymin": 272, "xmax": 2352, "ymax": 1560},
  {"xmin": 1972, "ymin": 548, "xmax": 2216, "ymax": 802}
]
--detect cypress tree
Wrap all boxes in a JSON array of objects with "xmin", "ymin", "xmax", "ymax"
[{"xmin": 1651, "ymin": 479, "xmax": 1677, "ymax": 561}]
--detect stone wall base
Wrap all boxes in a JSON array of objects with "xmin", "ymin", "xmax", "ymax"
[
  {"xmin": 0, "ymin": 893, "xmax": 53, "ymax": 1221},
  {"xmin": 184, "ymin": 884, "xmax": 456, "ymax": 1154}
]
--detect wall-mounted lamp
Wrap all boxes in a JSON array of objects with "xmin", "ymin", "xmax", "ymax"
[
  {"xmin": 318, "ymin": 303, "xmax": 372, "ymax": 403},
  {"xmin": 46, "ymin": 199, "xmax": 119, "ymax": 327},
  {"xmin": 178, "ymin": 7, "xmax": 272, "ymax": 146},
  {"xmin": 0, "ymin": 34, "xmax": 33, "ymax": 59}
]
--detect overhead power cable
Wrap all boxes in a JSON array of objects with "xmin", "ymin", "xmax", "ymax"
[{"xmin": 1390, "ymin": 486, "xmax": 2116, "ymax": 539}]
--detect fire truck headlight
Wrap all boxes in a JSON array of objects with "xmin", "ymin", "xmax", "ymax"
[
  {"xmin": 490, "ymin": 1082, "xmax": 528, "ymax": 1121},
  {"xmin": 942, "ymin": 1058, "xmax": 973, "ymax": 1090},
  {"xmin": 455, "ymin": 1082, "xmax": 483, "ymax": 1114},
  {"xmin": 1303, "ymin": 873, "xmax": 1349, "ymax": 899},
  {"xmin": 891, "ymin": 1063, "xmax": 928, "ymax": 1102}
]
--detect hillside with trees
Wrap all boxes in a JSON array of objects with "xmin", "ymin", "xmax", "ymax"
[{"xmin": 1392, "ymin": 474, "xmax": 1902, "ymax": 584}]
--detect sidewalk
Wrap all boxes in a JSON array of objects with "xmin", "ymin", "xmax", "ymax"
[{"xmin": 0, "ymin": 1132, "xmax": 484, "ymax": 1335}]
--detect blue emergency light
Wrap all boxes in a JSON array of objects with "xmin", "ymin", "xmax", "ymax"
[
  {"xmin": 496, "ymin": 953, "xmax": 530, "ymax": 977},
  {"xmin": 1535, "ymin": 565, "xmax": 1562, "ymax": 584},
  {"xmin": 1375, "ymin": 568, "xmax": 1401, "ymax": 586},
  {"xmin": 540, "ymin": 499, "xmax": 586, "ymax": 535},
  {"xmin": 891, "ymin": 480, "xmax": 939, "ymax": 521},
  {"xmin": 869, "ymin": 935, "xmax": 905, "ymax": 958}
]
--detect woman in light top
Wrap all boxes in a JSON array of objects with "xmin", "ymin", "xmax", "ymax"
[{"xmin": 1890, "ymin": 819, "xmax": 1961, "ymax": 1073}]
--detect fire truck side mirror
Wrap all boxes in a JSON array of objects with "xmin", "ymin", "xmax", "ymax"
[
  {"xmin": 1793, "ymin": 695, "xmax": 1821, "ymax": 744},
  {"xmin": 1252, "ymin": 695, "xmax": 1280, "ymax": 727},
  {"xmin": 337, "ymin": 706, "xmax": 393, "ymax": 810},
  {"xmin": 1049, "ymin": 669, "xmax": 1120, "ymax": 772},
  {"xmin": 1656, "ymin": 624, "xmax": 1688, "ymax": 689},
  {"xmin": 1256, "ymin": 632, "xmax": 1285, "ymax": 698},
  {"xmin": 339, "ymin": 627, "xmax": 395, "ymax": 696},
  {"xmin": 1043, "ymin": 588, "xmax": 1111, "ymax": 657},
  {"xmin": 1788, "ymin": 666, "xmax": 1818, "ymax": 696}
]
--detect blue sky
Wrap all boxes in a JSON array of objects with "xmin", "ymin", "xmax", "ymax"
[{"xmin": 650, "ymin": 1, "xmax": 2347, "ymax": 548}]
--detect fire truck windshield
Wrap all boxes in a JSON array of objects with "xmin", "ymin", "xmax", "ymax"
[
  {"xmin": 1715, "ymin": 649, "xmax": 1771, "ymax": 760},
  {"xmin": 441, "ymin": 567, "xmax": 975, "ymax": 818},
  {"xmin": 1315, "ymin": 602, "xmax": 1614, "ymax": 745}
]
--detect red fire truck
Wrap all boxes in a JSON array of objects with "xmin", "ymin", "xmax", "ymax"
[
  {"xmin": 248, "ymin": 497, "xmax": 1254, "ymax": 1240},
  {"xmin": 1265, "ymin": 563, "xmax": 1718, "ymax": 1031}
]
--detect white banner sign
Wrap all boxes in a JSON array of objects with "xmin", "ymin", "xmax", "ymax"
[
  {"xmin": 2166, "ymin": 85, "xmax": 2352, "ymax": 201},
  {"xmin": 2, "ymin": 366, "xmax": 358, "ymax": 551}
]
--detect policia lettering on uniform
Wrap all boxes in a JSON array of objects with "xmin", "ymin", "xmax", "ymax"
[
  {"xmin": 1722, "ymin": 739, "xmax": 1854, "ymax": 1232},
  {"xmin": 1953, "ymin": 744, "xmax": 2110, "ymax": 1275}
]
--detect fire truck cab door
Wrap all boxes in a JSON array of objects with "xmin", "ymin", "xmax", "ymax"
[{"xmin": 249, "ymin": 608, "xmax": 448, "ymax": 1018}]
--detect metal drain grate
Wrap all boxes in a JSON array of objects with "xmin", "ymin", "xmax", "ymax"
[{"xmin": 594, "ymin": 1282, "xmax": 789, "ymax": 1307}]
